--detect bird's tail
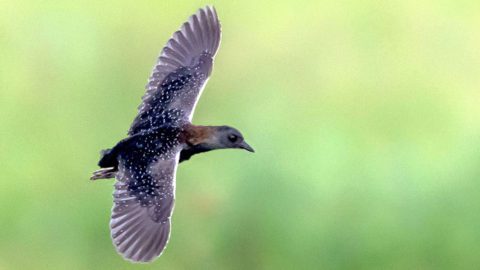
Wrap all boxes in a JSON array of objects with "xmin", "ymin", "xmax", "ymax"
[{"xmin": 90, "ymin": 167, "xmax": 117, "ymax": 180}]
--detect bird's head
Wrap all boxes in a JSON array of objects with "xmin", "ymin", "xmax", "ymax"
[{"xmin": 211, "ymin": 126, "xmax": 254, "ymax": 152}]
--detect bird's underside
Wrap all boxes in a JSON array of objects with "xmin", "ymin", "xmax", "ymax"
[{"xmin": 92, "ymin": 6, "xmax": 222, "ymax": 263}]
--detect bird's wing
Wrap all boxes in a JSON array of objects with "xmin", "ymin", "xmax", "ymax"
[
  {"xmin": 110, "ymin": 153, "xmax": 179, "ymax": 262},
  {"xmin": 129, "ymin": 6, "xmax": 221, "ymax": 135}
]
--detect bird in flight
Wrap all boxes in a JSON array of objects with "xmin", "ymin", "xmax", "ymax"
[{"xmin": 91, "ymin": 6, "xmax": 253, "ymax": 263}]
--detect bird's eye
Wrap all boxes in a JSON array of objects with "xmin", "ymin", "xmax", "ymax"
[{"xmin": 228, "ymin": 134, "xmax": 238, "ymax": 143}]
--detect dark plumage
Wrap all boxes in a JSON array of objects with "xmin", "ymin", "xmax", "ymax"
[{"xmin": 91, "ymin": 6, "xmax": 253, "ymax": 263}]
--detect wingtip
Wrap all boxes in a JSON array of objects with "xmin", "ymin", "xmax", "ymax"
[
  {"xmin": 201, "ymin": 5, "xmax": 216, "ymax": 11},
  {"xmin": 198, "ymin": 5, "xmax": 219, "ymax": 23},
  {"xmin": 195, "ymin": 5, "xmax": 215, "ymax": 20}
]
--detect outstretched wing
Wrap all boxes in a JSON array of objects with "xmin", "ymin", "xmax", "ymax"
[
  {"xmin": 110, "ymin": 152, "xmax": 179, "ymax": 262},
  {"xmin": 129, "ymin": 6, "xmax": 221, "ymax": 135}
]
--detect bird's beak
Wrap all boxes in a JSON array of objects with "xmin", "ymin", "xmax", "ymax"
[{"xmin": 239, "ymin": 141, "xmax": 255, "ymax": 152}]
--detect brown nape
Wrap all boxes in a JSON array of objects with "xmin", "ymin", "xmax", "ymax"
[{"xmin": 181, "ymin": 124, "xmax": 215, "ymax": 146}]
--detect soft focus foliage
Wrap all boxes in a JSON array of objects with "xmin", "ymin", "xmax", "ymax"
[{"xmin": 1, "ymin": 1, "xmax": 480, "ymax": 269}]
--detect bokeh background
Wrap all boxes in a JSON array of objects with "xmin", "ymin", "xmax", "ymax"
[{"xmin": 1, "ymin": 0, "xmax": 480, "ymax": 269}]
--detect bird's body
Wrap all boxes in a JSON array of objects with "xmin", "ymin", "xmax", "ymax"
[{"xmin": 91, "ymin": 6, "xmax": 253, "ymax": 263}]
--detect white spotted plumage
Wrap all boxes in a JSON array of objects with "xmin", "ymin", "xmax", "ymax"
[{"xmin": 109, "ymin": 6, "xmax": 222, "ymax": 263}]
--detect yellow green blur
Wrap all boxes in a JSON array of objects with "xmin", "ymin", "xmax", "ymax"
[{"xmin": 1, "ymin": 1, "xmax": 480, "ymax": 269}]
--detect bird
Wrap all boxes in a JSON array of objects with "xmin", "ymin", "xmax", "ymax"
[{"xmin": 90, "ymin": 6, "xmax": 254, "ymax": 263}]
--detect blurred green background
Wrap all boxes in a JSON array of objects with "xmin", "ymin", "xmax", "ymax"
[{"xmin": 1, "ymin": 0, "xmax": 480, "ymax": 269}]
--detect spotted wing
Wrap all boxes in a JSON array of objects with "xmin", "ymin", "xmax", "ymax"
[
  {"xmin": 110, "ymin": 153, "xmax": 179, "ymax": 262},
  {"xmin": 129, "ymin": 6, "xmax": 221, "ymax": 135}
]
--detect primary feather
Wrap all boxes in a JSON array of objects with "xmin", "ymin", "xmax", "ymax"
[{"xmin": 129, "ymin": 6, "xmax": 221, "ymax": 135}]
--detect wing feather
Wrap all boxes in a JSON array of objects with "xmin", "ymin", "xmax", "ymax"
[
  {"xmin": 129, "ymin": 6, "xmax": 221, "ymax": 135},
  {"xmin": 111, "ymin": 154, "xmax": 179, "ymax": 263}
]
